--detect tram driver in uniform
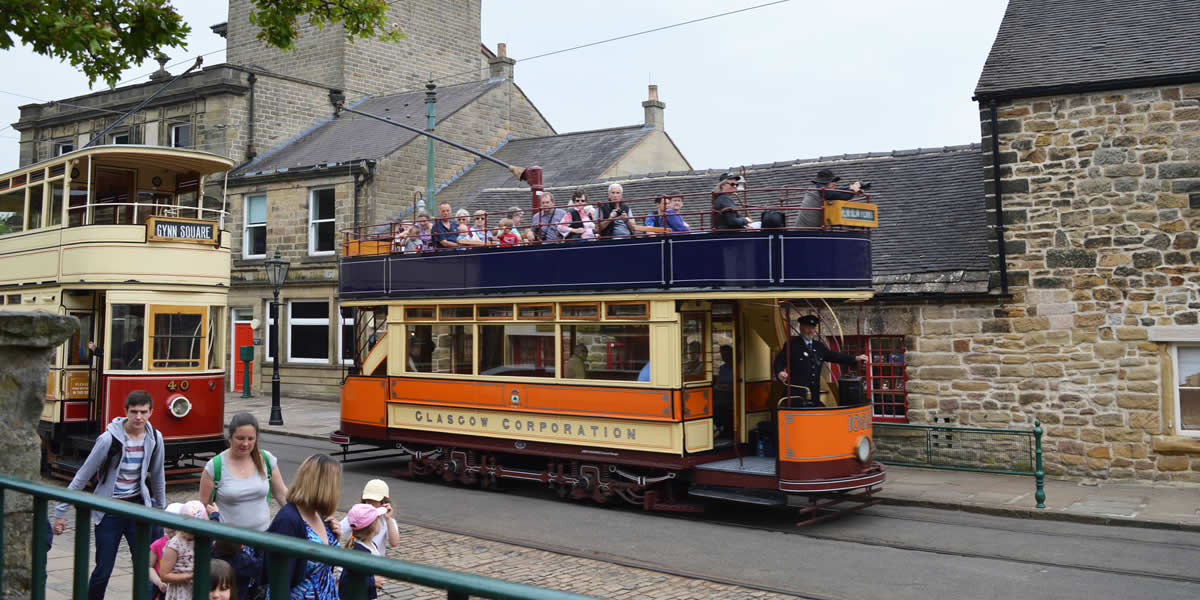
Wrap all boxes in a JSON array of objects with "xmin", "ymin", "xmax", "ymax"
[{"xmin": 773, "ymin": 315, "xmax": 867, "ymax": 407}]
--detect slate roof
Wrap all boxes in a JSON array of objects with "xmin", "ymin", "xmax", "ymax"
[
  {"xmin": 975, "ymin": 0, "xmax": 1200, "ymax": 99},
  {"xmin": 433, "ymin": 124, "xmax": 657, "ymax": 209},
  {"xmin": 457, "ymin": 145, "xmax": 991, "ymax": 292},
  {"xmin": 233, "ymin": 79, "xmax": 502, "ymax": 177}
]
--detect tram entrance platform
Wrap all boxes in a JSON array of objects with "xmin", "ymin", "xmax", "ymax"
[{"xmin": 695, "ymin": 456, "xmax": 776, "ymax": 475}]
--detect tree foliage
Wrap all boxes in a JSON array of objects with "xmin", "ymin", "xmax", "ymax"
[{"xmin": 1, "ymin": 0, "xmax": 405, "ymax": 88}]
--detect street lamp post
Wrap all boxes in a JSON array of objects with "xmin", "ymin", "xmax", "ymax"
[{"xmin": 264, "ymin": 250, "xmax": 290, "ymax": 426}]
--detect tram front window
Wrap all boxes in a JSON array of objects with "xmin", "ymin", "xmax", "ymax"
[
  {"xmin": 560, "ymin": 324, "xmax": 649, "ymax": 381},
  {"xmin": 110, "ymin": 304, "xmax": 145, "ymax": 370},
  {"xmin": 150, "ymin": 307, "xmax": 205, "ymax": 369}
]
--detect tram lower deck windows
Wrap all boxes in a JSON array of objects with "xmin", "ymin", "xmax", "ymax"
[
  {"xmin": 480, "ymin": 324, "xmax": 554, "ymax": 377},
  {"xmin": 560, "ymin": 324, "xmax": 649, "ymax": 381},
  {"xmin": 407, "ymin": 325, "xmax": 472, "ymax": 374}
]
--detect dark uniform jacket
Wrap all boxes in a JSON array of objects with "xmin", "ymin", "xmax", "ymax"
[{"xmin": 772, "ymin": 337, "xmax": 858, "ymax": 406}]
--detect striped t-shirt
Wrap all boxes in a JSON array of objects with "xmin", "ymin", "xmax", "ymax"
[{"xmin": 111, "ymin": 437, "xmax": 145, "ymax": 499}]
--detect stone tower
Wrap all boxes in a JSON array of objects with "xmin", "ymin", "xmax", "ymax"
[{"xmin": 226, "ymin": 0, "xmax": 485, "ymax": 96}]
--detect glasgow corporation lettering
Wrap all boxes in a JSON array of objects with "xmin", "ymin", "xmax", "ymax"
[{"xmin": 412, "ymin": 409, "xmax": 638, "ymax": 441}]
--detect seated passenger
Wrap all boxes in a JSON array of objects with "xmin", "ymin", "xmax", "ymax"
[
  {"xmin": 581, "ymin": 205, "xmax": 597, "ymax": 240},
  {"xmin": 712, "ymin": 174, "xmax": 755, "ymax": 230},
  {"xmin": 530, "ymin": 191, "xmax": 566, "ymax": 243},
  {"xmin": 401, "ymin": 226, "xmax": 423, "ymax": 253},
  {"xmin": 433, "ymin": 202, "xmax": 459, "ymax": 249},
  {"xmin": 597, "ymin": 183, "xmax": 635, "ymax": 238},
  {"xmin": 455, "ymin": 209, "xmax": 485, "ymax": 246},
  {"xmin": 668, "ymin": 192, "xmax": 691, "ymax": 232},
  {"xmin": 414, "ymin": 210, "xmax": 434, "ymax": 247},
  {"xmin": 557, "ymin": 189, "xmax": 591, "ymax": 240},
  {"xmin": 645, "ymin": 195, "xmax": 689, "ymax": 234},
  {"xmin": 496, "ymin": 218, "xmax": 521, "ymax": 247},
  {"xmin": 683, "ymin": 341, "xmax": 704, "ymax": 376},
  {"xmin": 636, "ymin": 361, "xmax": 650, "ymax": 382},
  {"xmin": 472, "ymin": 210, "xmax": 492, "ymax": 244},
  {"xmin": 565, "ymin": 344, "xmax": 589, "ymax": 379},
  {"xmin": 799, "ymin": 169, "xmax": 866, "ymax": 228},
  {"xmin": 506, "ymin": 206, "xmax": 531, "ymax": 243}
]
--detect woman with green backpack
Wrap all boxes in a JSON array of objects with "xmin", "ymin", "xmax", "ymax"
[{"xmin": 198, "ymin": 412, "xmax": 289, "ymax": 531}]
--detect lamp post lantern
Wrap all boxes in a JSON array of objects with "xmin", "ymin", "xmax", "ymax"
[{"xmin": 264, "ymin": 250, "xmax": 290, "ymax": 426}]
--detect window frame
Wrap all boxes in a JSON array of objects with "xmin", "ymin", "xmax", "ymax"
[
  {"xmin": 438, "ymin": 305, "xmax": 474, "ymax": 321},
  {"xmin": 170, "ymin": 123, "xmax": 192, "ymax": 149},
  {"xmin": 287, "ymin": 300, "xmax": 331, "ymax": 364},
  {"xmin": 403, "ymin": 305, "xmax": 437, "ymax": 321},
  {"xmin": 560, "ymin": 302, "xmax": 601, "ymax": 321},
  {"xmin": 337, "ymin": 306, "xmax": 355, "ymax": 366},
  {"xmin": 1171, "ymin": 344, "xmax": 1200, "ymax": 438},
  {"xmin": 477, "ymin": 303, "xmax": 515, "ymax": 321},
  {"xmin": 605, "ymin": 301, "xmax": 649, "ymax": 320},
  {"xmin": 147, "ymin": 304, "xmax": 207, "ymax": 371},
  {"xmin": 110, "ymin": 132, "xmax": 130, "ymax": 145},
  {"xmin": 55, "ymin": 142, "xmax": 75, "ymax": 156},
  {"xmin": 838, "ymin": 335, "xmax": 908, "ymax": 423},
  {"xmin": 516, "ymin": 303, "xmax": 555, "ymax": 321},
  {"xmin": 308, "ymin": 187, "xmax": 336, "ymax": 256},
  {"xmin": 243, "ymin": 194, "xmax": 267, "ymax": 259}
]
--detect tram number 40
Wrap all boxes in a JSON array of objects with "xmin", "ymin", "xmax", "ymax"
[{"xmin": 847, "ymin": 413, "xmax": 871, "ymax": 432}]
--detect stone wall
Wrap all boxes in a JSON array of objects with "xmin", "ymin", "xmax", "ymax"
[{"xmin": 865, "ymin": 82, "xmax": 1200, "ymax": 482}]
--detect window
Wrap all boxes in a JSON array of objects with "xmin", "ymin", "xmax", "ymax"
[
  {"xmin": 404, "ymin": 306, "xmax": 435, "ymax": 321},
  {"xmin": 517, "ymin": 304, "xmax": 554, "ymax": 320},
  {"xmin": 109, "ymin": 304, "xmax": 146, "ymax": 370},
  {"xmin": 561, "ymin": 303, "xmax": 599, "ymax": 320},
  {"xmin": 170, "ymin": 123, "xmax": 192, "ymax": 148},
  {"xmin": 1174, "ymin": 345, "xmax": 1200, "ymax": 437},
  {"xmin": 5, "ymin": 294, "xmax": 19, "ymax": 305},
  {"xmin": 481, "ymin": 324, "xmax": 555, "ymax": 377},
  {"xmin": 309, "ymin": 188, "xmax": 336, "ymax": 255},
  {"xmin": 110, "ymin": 133, "xmax": 130, "ymax": 145},
  {"xmin": 477, "ymin": 304, "xmax": 514, "ymax": 320},
  {"xmin": 243, "ymin": 194, "xmax": 266, "ymax": 259},
  {"xmin": 682, "ymin": 312, "xmax": 708, "ymax": 382},
  {"xmin": 439, "ymin": 305, "xmax": 473, "ymax": 320},
  {"xmin": 339, "ymin": 306, "xmax": 355, "ymax": 364},
  {"xmin": 839, "ymin": 336, "xmax": 907, "ymax": 422},
  {"xmin": 288, "ymin": 301, "xmax": 329, "ymax": 363},
  {"xmin": 207, "ymin": 306, "xmax": 223, "ymax": 370},
  {"xmin": 26, "ymin": 184, "xmax": 44, "ymax": 230},
  {"xmin": 55, "ymin": 142, "xmax": 74, "ymax": 156},
  {"xmin": 406, "ymin": 325, "xmax": 472, "ymax": 374},
  {"xmin": 606, "ymin": 302, "xmax": 648, "ymax": 319},
  {"xmin": 264, "ymin": 301, "xmax": 277, "ymax": 361},
  {"xmin": 149, "ymin": 306, "xmax": 206, "ymax": 370},
  {"xmin": 560, "ymin": 324, "xmax": 649, "ymax": 381},
  {"xmin": 0, "ymin": 189, "xmax": 25, "ymax": 234},
  {"xmin": 67, "ymin": 312, "xmax": 94, "ymax": 366},
  {"xmin": 49, "ymin": 183, "xmax": 63, "ymax": 226}
]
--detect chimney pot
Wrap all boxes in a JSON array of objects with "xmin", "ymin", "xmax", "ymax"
[
  {"xmin": 497, "ymin": 43, "xmax": 507, "ymax": 58},
  {"xmin": 641, "ymin": 84, "xmax": 665, "ymax": 128},
  {"xmin": 648, "ymin": 84, "xmax": 658, "ymax": 102}
]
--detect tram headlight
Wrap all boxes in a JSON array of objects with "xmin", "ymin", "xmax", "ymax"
[
  {"xmin": 168, "ymin": 395, "xmax": 192, "ymax": 418},
  {"xmin": 854, "ymin": 435, "xmax": 873, "ymax": 464}
]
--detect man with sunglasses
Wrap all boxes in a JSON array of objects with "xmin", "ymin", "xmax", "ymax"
[{"xmin": 713, "ymin": 173, "xmax": 753, "ymax": 230}]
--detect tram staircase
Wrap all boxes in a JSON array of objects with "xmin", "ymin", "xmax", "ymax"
[{"xmin": 690, "ymin": 457, "xmax": 787, "ymax": 506}]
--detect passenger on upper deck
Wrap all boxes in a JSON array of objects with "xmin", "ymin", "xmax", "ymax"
[
  {"xmin": 557, "ymin": 189, "xmax": 591, "ymax": 240},
  {"xmin": 496, "ymin": 218, "xmax": 521, "ymax": 247},
  {"xmin": 645, "ymin": 194, "xmax": 689, "ymax": 234},
  {"xmin": 712, "ymin": 174, "xmax": 755, "ymax": 230},
  {"xmin": 433, "ymin": 203, "xmax": 459, "ymax": 249},
  {"xmin": 773, "ymin": 314, "xmax": 867, "ymax": 407},
  {"xmin": 799, "ymin": 169, "xmax": 866, "ymax": 228},
  {"xmin": 597, "ymin": 183, "xmax": 635, "ymax": 238},
  {"xmin": 414, "ymin": 210, "xmax": 434, "ymax": 247},
  {"xmin": 530, "ymin": 191, "xmax": 567, "ymax": 243},
  {"xmin": 455, "ymin": 209, "xmax": 486, "ymax": 246},
  {"xmin": 506, "ymin": 206, "xmax": 530, "ymax": 243}
]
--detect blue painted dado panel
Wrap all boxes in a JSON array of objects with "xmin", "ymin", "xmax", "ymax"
[{"xmin": 339, "ymin": 231, "xmax": 872, "ymax": 298}]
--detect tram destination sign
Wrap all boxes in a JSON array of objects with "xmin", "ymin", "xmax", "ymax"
[{"xmin": 146, "ymin": 216, "xmax": 219, "ymax": 245}]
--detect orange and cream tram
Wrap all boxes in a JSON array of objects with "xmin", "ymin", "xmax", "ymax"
[
  {"xmin": 334, "ymin": 172, "xmax": 886, "ymax": 524},
  {"xmin": 0, "ymin": 145, "xmax": 234, "ymax": 480}
]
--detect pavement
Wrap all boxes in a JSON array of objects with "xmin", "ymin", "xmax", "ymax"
[{"xmin": 228, "ymin": 392, "xmax": 1200, "ymax": 532}]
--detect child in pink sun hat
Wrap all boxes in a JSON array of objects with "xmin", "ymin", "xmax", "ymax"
[{"xmin": 338, "ymin": 503, "xmax": 388, "ymax": 598}]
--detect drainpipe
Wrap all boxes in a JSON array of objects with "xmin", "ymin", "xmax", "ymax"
[
  {"xmin": 988, "ymin": 98, "xmax": 1009, "ymax": 296},
  {"xmin": 246, "ymin": 73, "xmax": 257, "ymax": 161},
  {"xmin": 425, "ymin": 77, "xmax": 437, "ymax": 215}
]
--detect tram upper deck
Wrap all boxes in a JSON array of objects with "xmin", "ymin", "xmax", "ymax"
[
  {"xmin": 0, "ymin": 146, "xmax": 235, "ymax": 290},
  {"xmin": 338, "ymin": 187, "xmax": 878, "ymax": 300}
]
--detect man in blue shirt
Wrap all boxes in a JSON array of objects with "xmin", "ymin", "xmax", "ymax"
[
  {"xmin": 644, "ymin": 194, "xmax": 689, "ymax": 234},
  {"xmin": 432, "ymin": 202, "xmax": 459, "ymax": 248}
]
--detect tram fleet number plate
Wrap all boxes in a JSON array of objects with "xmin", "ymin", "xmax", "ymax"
[{"xmin": 146, "ymin": 216, "xmax": 219, "ymax": 245}]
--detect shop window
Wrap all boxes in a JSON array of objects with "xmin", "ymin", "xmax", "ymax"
[
  {"xmin": 109, "ymin": 304, "xmax": 146, "ymax": 370},
  {"xmin": 243, "ymin": 194, "xmax": 266, "ymax": 258},
  {"xmin": 560, "ymin": 324, "xmax": 649, "ymax": 381},
  {"xmin": 150, "ymin": 305, "xmax": 205, "ymax": 370},
  {"xmin": 480, "ymin": 324, "xmax": 555, "ymax": 377},
  {"xmin": 288, "ymin": 301, "xmax": 330, "ymax": 363},
  {"xmin": 406, "ymin": 324, "xmax": 471, "ymax": 374},
  {"xmin": 838, "ymin": 336, "xmax": 907, "ymax": 422},
  {"xmin": 170, "ymin": 123, "xmax": 192, "ymax": 148},
  {"xmin": 309, "ymin": 187, "xmax": 336, "ymax": 255},
  {"xmin": 1174, "ymin": 345, "xmax": 1200, "ymax": 437},
  {"xmin": 682, "ymin": 312, "xmax": 707, "ymax": 382}
]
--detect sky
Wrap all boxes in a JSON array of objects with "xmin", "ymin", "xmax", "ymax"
[{"xmin": 0, "ymin": 0, "xmax": 1009, "ymax": 172}]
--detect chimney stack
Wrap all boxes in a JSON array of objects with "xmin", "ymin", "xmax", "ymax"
[
  {"xmin": 489, "ymin": 42, "xmax": 515, "ymax": 80},
  {"xmin": 642, "ymin": 84, "xmax": 665, "ymax": 128}
]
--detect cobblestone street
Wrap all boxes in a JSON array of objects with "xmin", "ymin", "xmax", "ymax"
[{"xmin": 43, "ymin": 485, "xmax": 795, "ymax": 600}]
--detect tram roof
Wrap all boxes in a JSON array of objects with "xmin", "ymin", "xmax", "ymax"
[{"xmin": 3, "ymin": 145, "xmax": 235, "ymax": 179}]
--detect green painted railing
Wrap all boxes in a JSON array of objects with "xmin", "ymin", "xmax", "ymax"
[
  {"xmin": 0, "ymin": 474, "xmax": 597, "ymax": 600},
  {"xmin": 874, "ymin": 420, "xmax": 1045, "ymax": 509}
]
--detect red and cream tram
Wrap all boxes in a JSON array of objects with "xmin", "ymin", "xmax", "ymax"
[
  {"xmin": 333, "ymin": 172, "xmax": 885, "ymax": 524},
  {"xmin": 0, "ymin": 145, "xmax": 233, "ymax": 481}
]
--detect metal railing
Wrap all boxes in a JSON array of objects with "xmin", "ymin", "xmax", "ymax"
[
  {"xmin": 873, "ymin": 420, "xmax": 1045, "ymax": 508},
  {"xmin": 0, "ymin": 474, "xmax": 596, "ymax": 600}
]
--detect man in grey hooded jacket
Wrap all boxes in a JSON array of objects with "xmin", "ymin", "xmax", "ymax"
[{"xmin": 52, "ymin": 390, "xmax": 165, "ymax": 600}]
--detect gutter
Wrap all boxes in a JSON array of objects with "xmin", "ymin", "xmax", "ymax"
[
  {"xmin": 972, "ymin": 71, "xmax": 1200, "ymax": 103},
  {"xmin": 988, "ymin": 99, "xmax": 1009, "ymax": 296}
]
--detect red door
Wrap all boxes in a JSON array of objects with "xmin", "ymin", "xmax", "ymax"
[{"xmin": 233, "ymin": 323, "xmax": 253, "ymax": 392}]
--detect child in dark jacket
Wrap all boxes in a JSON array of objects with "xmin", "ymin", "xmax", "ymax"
[
  {"xmin": 212, "ymin": 539, "xmax": 262, "ymax": 600},
  {"xmin": 338, "ymin": 504, "xmax": 387, "ymax": 599}
]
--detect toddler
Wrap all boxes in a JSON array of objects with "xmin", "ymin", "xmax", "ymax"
[
  {"xmin": 159, "ymin": 501, "xmax": 207, "ymax": 600},
  {"xmin": 403, "ymin": 226, "xmax": 424, "ymax": 253},
  {"xmin": 497, "ymin": 218, "xmax": 521, "ymax": 247},
  {"xmin": 581, "ymin": 205, "xmax": 597, "ymax": 240},
  {"xmin": 150, "ymin": 503, "xmax": 184, "ymax": 599}
]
